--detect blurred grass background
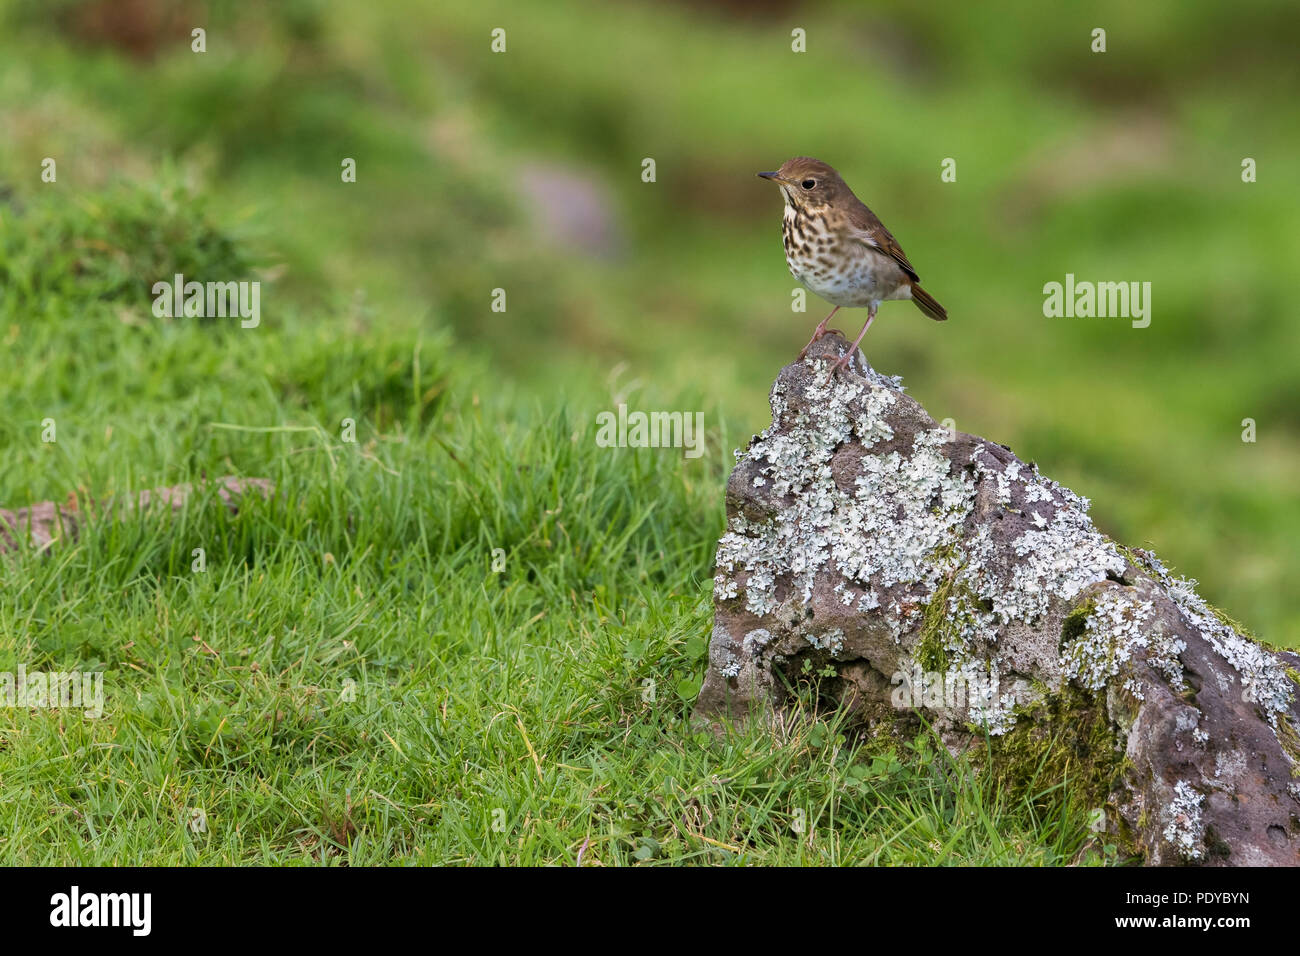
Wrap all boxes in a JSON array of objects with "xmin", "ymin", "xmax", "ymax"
[{"xmin": 2, "ymin": 0, "xmax": 1297, "ymax": 641}]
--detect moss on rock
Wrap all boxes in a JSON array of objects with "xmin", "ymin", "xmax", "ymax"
[
  {"xmin": 978, "ymin": 687, "xmax": 1129, "ymax": 831},
  {"xmin": 916, "ymin": 573, "xmax": 956, "ymax": 672},
  {"xmin": 1060, "ymin": 598, "xmax": 1096, "ymax": 647}
]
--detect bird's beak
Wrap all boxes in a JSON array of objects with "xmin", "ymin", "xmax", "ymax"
[{"xmin": 758, "ymin": 171, "xmax": 786, "ymax": 183}]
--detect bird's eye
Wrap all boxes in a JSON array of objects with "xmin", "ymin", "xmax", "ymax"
[{"xmin": 801, "ymin": 179, "xmax": 816, "ymax": 189}]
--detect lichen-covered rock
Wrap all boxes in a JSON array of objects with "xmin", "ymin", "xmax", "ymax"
[{"xmin": 697, "ymin": 334, "xmax": 1300, "ymax": 866}]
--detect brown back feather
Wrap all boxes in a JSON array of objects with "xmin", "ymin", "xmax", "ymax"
[{"xmin": 844, "ymin": 199, "xmax": 919, "ymax": 282}]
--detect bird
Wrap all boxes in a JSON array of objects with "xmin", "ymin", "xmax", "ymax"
[{"xmin": 758, "ymin": 157, "xmax": 946, "ymax": 377}]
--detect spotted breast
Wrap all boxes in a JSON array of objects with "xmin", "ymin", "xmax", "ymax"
[{"xmin": 782, "ymin": 204, "xmax": 909, "ymax": 309}]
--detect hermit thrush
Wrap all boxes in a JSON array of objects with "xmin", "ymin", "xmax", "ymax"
[{"xmin": 758, "ymin": 157, "xmax": 947, "ymax": 377}]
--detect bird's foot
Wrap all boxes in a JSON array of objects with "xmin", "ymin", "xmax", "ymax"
[
  {"xmin": 798, "ymin": 328, "xmax": 846, "ymax": 361},
  {"xmin": 823, "ymin": 351, "xmax": 856, "ymax": 383}
]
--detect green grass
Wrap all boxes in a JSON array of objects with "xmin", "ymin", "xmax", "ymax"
[
  {"xmin": 0, "ymin": 178, "xmax": 1109, "ymax": 864},
  {"xmin": 0, "ymin": 0, "xmax": 1294, "ymax": 864},
  {"xmin": 3, "ymin": 0, "xmax": 1296, "ymax": 638}
]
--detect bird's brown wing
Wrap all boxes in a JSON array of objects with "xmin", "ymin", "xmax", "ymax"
[{"xmin": 846, "ymin": 201, "xmax": 920, "ymax": 282}]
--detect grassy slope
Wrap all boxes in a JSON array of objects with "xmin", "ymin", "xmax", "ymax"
[
  {"xmin": 5, "ymin": 0, "xmax": 1295, "ymax": 633},
  {"xmin": 0, "ymin": 183, "xmax": 1099, "ymax": 864},
  {"xmin": 0, "ymin": 0, "xmax": 1295, "ymax": 863}
]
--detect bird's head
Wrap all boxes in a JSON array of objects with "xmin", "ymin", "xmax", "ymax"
[{"xmin": 757, "ymin": 157, "xmax": 846, "ymax": 212}]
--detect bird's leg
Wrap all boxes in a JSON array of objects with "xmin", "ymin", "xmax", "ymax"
[
  {"xmin": 797, "ymin": 306, "xmax": 842, "ymax": 360},
  {"xmin": 827, "ymin": 304, "xmax": 876, "ymax": 379}
]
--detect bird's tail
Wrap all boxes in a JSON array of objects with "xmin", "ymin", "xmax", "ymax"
[{"xmin": 911, "ymin": 285, "xmax": 947, "ymax": 321}]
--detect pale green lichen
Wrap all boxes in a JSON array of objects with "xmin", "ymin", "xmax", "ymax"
[
  {"xmin": 713, "ymin": 368, "xmax": 974, "ymax": 628},
  {"xmin": 1163, "ymin": 780, "xmax": 1205, "ymax": 861},
  {"xmin": 1060, "ymin": 590, "xmax": 1184, "ymax": 701}
]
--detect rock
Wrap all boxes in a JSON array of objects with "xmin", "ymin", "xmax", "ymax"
[
  {"xmin": 697, "ymin": 334, "xmax": 1300, "ymax": 866},
  {"xmin": 0, "ymin": 477, "xmax": 273, "ymax": 554}
]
